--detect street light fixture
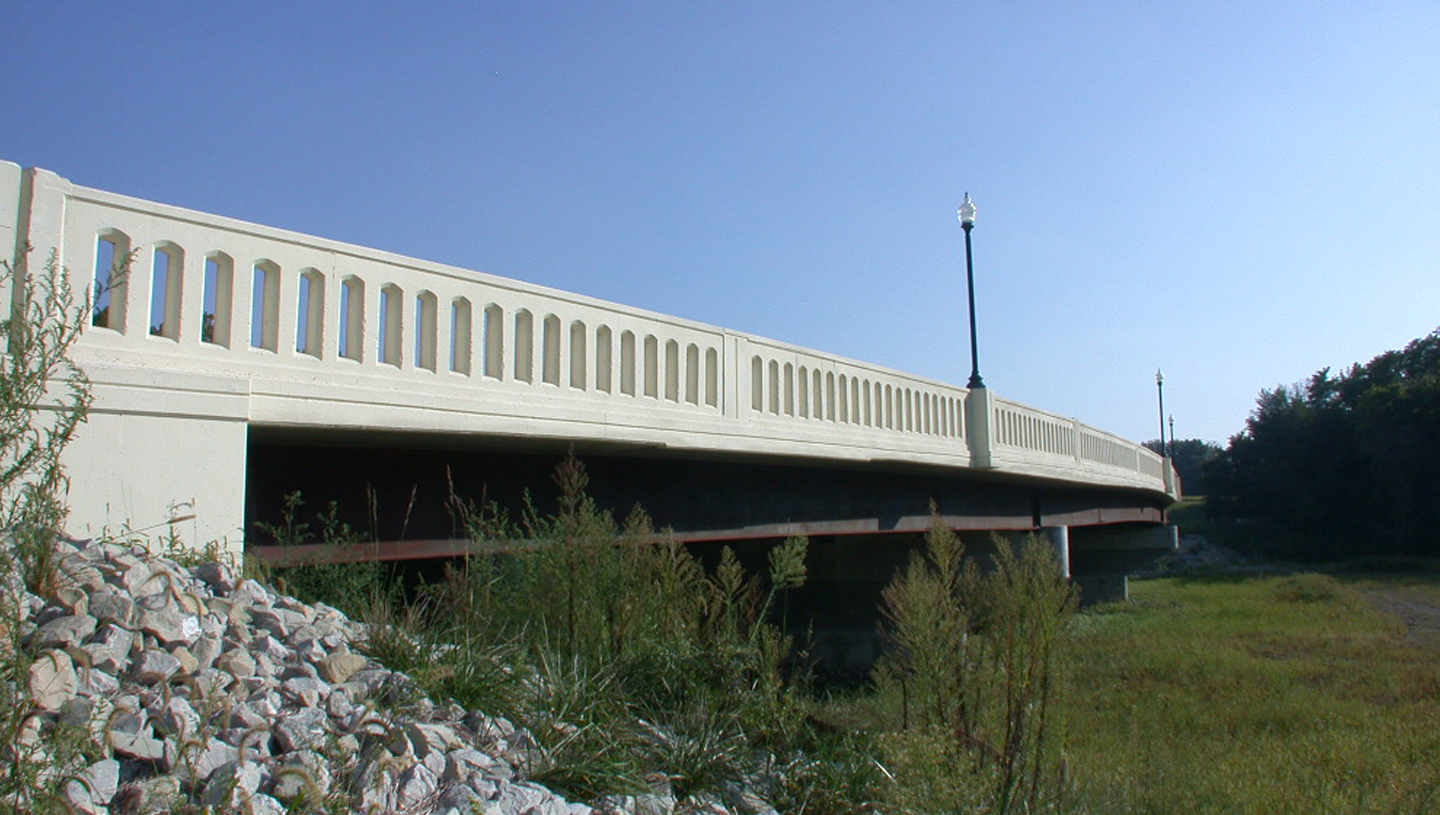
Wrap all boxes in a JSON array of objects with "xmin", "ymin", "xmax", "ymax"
[
  {"xmin": 958, "ymin": 193, "xmax": 984, "ymax": 389},
  {"xmin": 1155, "ymin": 369, "xmax": 1167, "ymax": 458}
]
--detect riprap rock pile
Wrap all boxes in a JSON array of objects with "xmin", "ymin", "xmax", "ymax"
[{"xmin": 4, "ymin": 535, "xmax": 650, "ymax": 815}]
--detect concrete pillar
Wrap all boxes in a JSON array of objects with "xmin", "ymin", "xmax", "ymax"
[
  {"xmin": 727, "ymin": 334, "xmax": 746, "ymax": 420},
  {"xmin": 1042, "ymin": 525, "xmax": 1070, "ymax": 578},
  {"xmin": 965, "ymin": 385, "xmax": 994, "ymax": 468},
  {"xmin": 0, "ymin": 161, "xmax": 21, "ymax": 327},
  {"xmin": 1, "ymin": 161, "xmax": 20, "ymax": 265}
]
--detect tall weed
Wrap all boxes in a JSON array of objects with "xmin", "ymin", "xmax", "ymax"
[
  {"xmin": 0, "ymin": 246, "xmax": 113, "ymax": 811},
  {"xmin": 876, "ymin": 515, "xmax": 1077, "ymax": 815},
  {"xmin": 355, "ymin": 453, "xmax": 814, "ymax": 799},
  {"xmin": 255, "ymin": 491, "xmax": 397, "ymax": 616}
]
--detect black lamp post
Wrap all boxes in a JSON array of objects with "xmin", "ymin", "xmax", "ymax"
[
  {"xmin": 1169, "ymin": 414, "xmax": 1175, "ymax": 453},
  {"xmin": 1156, "ymin": 370, "xmax": 1167, "ymax": 458},
  {"xmin": 958, "ymin": 193, "xmax": 984, "ymax": 389}
]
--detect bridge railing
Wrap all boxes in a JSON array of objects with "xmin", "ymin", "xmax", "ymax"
[
  {"xmin": 3, "ymin": 162, "xmax": 1173, "ymax": 497},
  {"xmin": 993, "ymin": 397, "xmax": 1169, "ymax": 486},
  {"xmin": 739, "ymin": 334, "xmax": 967, "ymax": 446},
  {"xmin": 33, "ymin": 167, "xmax": 732, "ymax": 419}
]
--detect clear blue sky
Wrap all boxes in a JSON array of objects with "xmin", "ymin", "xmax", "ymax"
[{"xmin": 4, "ymin": 2, "xmax": 1438, "ymax": 445}]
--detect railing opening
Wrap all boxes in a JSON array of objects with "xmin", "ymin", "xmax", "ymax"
[
  {"xmin": 483, "ymin": 304, "xmax": 503, "ymax": 379},
  {"xmin": 595, "ymin": 326, "xmax": 613, "ymax": 393},
  {"xmin": 705, "ymin": 347, "xmax": 719, "ymax": 408},
  {"xmin": 340, "ymin": 276, "xmax": 364, "ymax": 361},
  {"xmin": 251, "ymin": 261, "xmax": 280, "ymax": 351},
  {"xmin": 620, "ymin": 331, "xmax": 636, "ymax": 396},
  {"xmin": 451, "ymin": 298, "xmax": 472, "ymax": 374},
  {"xmin": 415, "ymin": 291, "xmax": 438, "ymax": 371},
  {"xmin": 149, "ymin": 243, "xmax": 182, "ymax": 339},
  {"xmin": 542, "ymin": 315, "xmax": 561, "ymax": 385},
  {"xmin": 685, "ymin": 344, "xmax": 700, "ymax": 405},
  {"xmin": 514, "ymin": 310, "xmax": 533, "ymax": 382},
  {"xmin": 643, "ymin": 335, "xmax": 659, "ymax": 398},
  {"xmin": 92, "ymin": 231, "xmax": 130, "ymax": 331},
  {"xmin": 203, "ymin": 253, "xmax": 233, "ymax": 346},
  {"xmin": 664, "ymin": 339, "xmax": 680, "ymax": 402},
  {"xmin": 379, "ymin": 284, "xmax": 403, "ymax": 367},
  {"xmin": 297, "ymin": 269, "xmax": 324, "ymax": 357},
  {"xmin": 570, "ymin": 321, "xmax": 587, "ymax": 389},
  {"xmin": 768, "ymin": 360, "xmax": 780, "ymax": 414},
  {"xmin": 751, "ymin": 356, "xmax": 763, "ymax": 411},
  {"xmin": 783, "ymin": 362, "xmax": 794, "ymax": 416}
]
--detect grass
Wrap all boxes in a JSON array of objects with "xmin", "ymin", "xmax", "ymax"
[{"xmin": 1063, "ymin": 572, "xmax": 1440, "ymax": 815}]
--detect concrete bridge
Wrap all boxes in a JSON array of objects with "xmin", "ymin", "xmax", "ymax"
[{"xmin": 3, "ymin": 161, "xmax": 1177, "ymax": 613}]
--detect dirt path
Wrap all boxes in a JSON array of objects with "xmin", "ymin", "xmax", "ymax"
[{"xmin": 1364, "ymin": 588, "xmax": 1440, "ymax": 650}]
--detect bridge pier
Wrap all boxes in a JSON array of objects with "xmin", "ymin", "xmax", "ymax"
[
  {"xmin": 1068, "ymin": 523, "xmax": 1179, "ymax": 605},
  {"xmin": 1042, "ymin": 525, "xmax": 1071, "ymax": 578}
]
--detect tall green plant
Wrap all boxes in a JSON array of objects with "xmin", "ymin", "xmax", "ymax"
[
  {"xmin": 400, "ymin": 454, "xmax": 813, "ymax": 797},
  {"xmin": 1, "ymin": 246, "xmax": 109, "ymax": 592},
  {"xmin": 0, "ymin": 245, "xmax": 110, "ymax": 812},
  {"xmin": 876, "ymin": 509, "xmax": 975, "ymax": 731},
  {"xmin": 972, "ymin": 535, "xmax": 1077, "ymax": 814},
  {"xmin": 253, "ymin": 491, "xmax": 394, "ymax": 616},
  {"xmin": 876, "ymin": 517, "xmax": 1077, "ymax": 815}
]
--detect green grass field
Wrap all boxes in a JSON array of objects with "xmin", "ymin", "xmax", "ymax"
[{"xmin": 1064, "ymin": 572, "xmax": 1440, "ymax": 815}]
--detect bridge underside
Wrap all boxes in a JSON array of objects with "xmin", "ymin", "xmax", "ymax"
[
  {"xmin": 246, "ymin": 425, "xmax": 1174, "ymax": 677},
  {"xmin": 246, "ymin": 424, "xmax": 1168, "ymax": 547}
]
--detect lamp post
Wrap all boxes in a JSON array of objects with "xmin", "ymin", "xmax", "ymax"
[
  {"xmin": 958, "ymin": 193, "xmax": 984, "ymax": 389},
  {"xmin": 1169, "ymin": 414, "xmax": 1175, "ymax": 454},
  {"xmin": 1155, "ymin": 370, "xmax": 1167, "ymax": 458}
]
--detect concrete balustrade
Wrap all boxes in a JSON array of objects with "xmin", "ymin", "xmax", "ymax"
[
  {"xmin": 993, "ymin": 397, "xmax": 1168, "ymax": 486},
  {"xmin": 1, "ymin": 161, "xmax": 1174, "ymax": 556}
]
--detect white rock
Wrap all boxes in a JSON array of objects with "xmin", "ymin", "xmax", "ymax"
[
  {"xmin": 138, "ymin": 606, "xmax": 201, "ymax": 646},
  {"xmin": 397, "ymin": 762, "xmax": 440, "ymax": 810},
  {"xmin": 174, "ymin": 736, "xmax": 239, "ymax": 784},
  {"xmin": 27, "ymin": 648, "xmax": 79, "ymax": 711},
  {"xmin": 88, "ymin": 588, "xmax": 138, "ymax": 627},
  {"xmin": 131, "ymin": 648, "xmax": 183, "ymax": 684},
  {"xmin": 82, "ymin": 622, "xmax": 137, "ymax": 674},
  {"xmin": 34, "ymin": 613, "xmax": 96, "ymax": 647},
  {"xmin": 154, "ymin": 696, "xmax": 201, "ymax": 738},
  {"xmin": 274, "ymin": 706, "xmax": 330, "ymax": 753},
  {"xmin": 243, "ymin": 792, "xmax": 288, "ymax": 815},
  {"xmin": 269, "ymin": 749, "xmax": 333, "ymax": 802},
  {"xmin": 202, "ymin": 760, "xmax": 266, "ymax": 810},
  {"xmin": 62, "ymin": 758, "xmax": 120, "ymax": 815}
]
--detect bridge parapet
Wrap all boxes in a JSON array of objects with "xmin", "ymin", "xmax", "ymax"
[
  {"xmin": 992, "ymin": 397, "xmax": 1169, "ymax": 489},
  {"xmin": 3, "ymin": 161, "xmax": 1175, "ymax": 550}
]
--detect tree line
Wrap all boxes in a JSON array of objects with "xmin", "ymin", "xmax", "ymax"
[{"xmin": 1203, "ymin": 327, "xmax": 1440, "ymax": 560}]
